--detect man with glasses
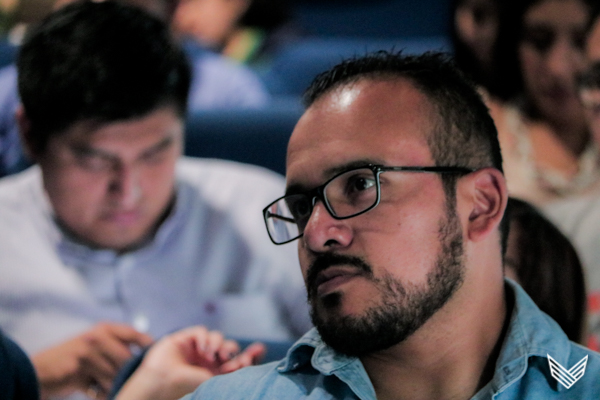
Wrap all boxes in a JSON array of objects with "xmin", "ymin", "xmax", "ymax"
[{"xmin": 184, "ymin": 51, "xmax": 600, "ymax": 399}]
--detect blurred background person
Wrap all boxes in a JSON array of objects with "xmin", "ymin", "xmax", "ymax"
[
  {"xmin": 453, "ymin": 0, "xmax": 598, "ymax": 206},
  {"xmin": 0, "ymin": 0, "xmax": 270, "ymax": 178},
  {"xmin": 0, "ymin": 328, "xmax": 38, "ymax": 400},
  {"xmin": 452, "ymin": 0, "xmax": 504, "ymax": 98},
  {"xmin": 0, "ymin": 325, "xmax": 265, "ymax": 400},
  {"xmin": 172, "ymin": 0, "xmax": 300, "ymax": 70},
  {"xmin": 544, "ymin": 2, "xmax": 600, "ymax": 352},
  {"xmin": 0, "ymin": 2, "xmax": 308, "ymax": 398},
  {"xmin": 504, "ymin": 197, "xmax": 587, "ymax": 345},
  {"xmin": 579, "ymin": 2, "xmax": 600, "ymax": 142}
]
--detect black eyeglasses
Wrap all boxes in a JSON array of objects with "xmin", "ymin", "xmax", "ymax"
[{"xmin": 262, "ymin": 164, "xmax": 473, "ymax": 244}]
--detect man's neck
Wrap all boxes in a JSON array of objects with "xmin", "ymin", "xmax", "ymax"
[{"xmin": 360, "ymin": 279, "xmax": 509, "ymax": 400}]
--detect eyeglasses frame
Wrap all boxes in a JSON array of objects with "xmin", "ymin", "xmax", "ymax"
[{"xmin": 263, "ymin": 164, "xmax": 474, "ymax": 245}]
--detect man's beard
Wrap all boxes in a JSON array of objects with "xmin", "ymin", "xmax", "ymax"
[{"xmin": 307, "ymin": 204, "xmax": 465, "ymax": 357}]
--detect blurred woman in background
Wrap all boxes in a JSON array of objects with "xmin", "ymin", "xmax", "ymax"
[{"xmin": 453, "ymin": 0, "xmax": 599, "ymax": 206}]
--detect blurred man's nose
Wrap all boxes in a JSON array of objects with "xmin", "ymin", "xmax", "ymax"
[{"xmin": 108, "ymin": 164, "xmax": 141, "ymax": 207}]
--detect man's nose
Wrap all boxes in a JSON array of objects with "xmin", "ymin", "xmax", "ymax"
[
  {"xmin": 109, "ymin": 165, "xmax": 141, "ymax": 207},
  {"xmin": 547, "ymin": 39, "xmax": 581, "ymax": 81},
  {"xmin": 302, "ymin": 200, "xmax": 353, "ymax": 252}
]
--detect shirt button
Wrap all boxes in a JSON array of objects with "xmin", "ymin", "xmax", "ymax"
[{"xmin": 133, "ymin": 313, "xmax": 149, "ymax": 333}]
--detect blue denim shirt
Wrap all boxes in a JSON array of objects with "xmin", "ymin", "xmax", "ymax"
[{"xmin": 184, "ymin": 280, "xmax": 600, "ymax": 399}]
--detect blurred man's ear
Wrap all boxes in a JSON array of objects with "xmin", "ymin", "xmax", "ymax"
[{"xmin": 16, "ymin": 106, "xmax": 38, "ymax": 161}]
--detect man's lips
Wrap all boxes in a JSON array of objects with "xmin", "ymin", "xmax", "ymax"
[
  {"xmin": 314, "ymin": 266, "xmax": 365, "ymax": 296},
  {"xmin": 103, "ymin": 210, "xmax": 141, "ymax": 224}
]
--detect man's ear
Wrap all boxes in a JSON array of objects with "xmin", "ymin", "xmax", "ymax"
[
  {"xmin": 461, "ymin": 168, "xmax": 507, "ymax": 242},
  {"xmin": 16, "ymin": 106, "xmax": 37, "ymax": 161}
]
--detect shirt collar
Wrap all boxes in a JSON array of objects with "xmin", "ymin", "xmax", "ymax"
[
  {"xmin": 486, "ymin": 279, "xmax": 571, "ymax": 395},
  {"xmin": 279, "ymin": 279, "xmax": 572, "ymax": 395},
  {"xmin": 276, "ymin": 328, "xmax": 356, "ymax": 373}
]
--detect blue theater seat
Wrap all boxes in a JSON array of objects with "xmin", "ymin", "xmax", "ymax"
[
  {"xmin": 293, "ymin": 0, "xmax": 451, "ymax": 38},
  {"xmin": 0, "ymin": 38, "xmax": 17, "ymax": 69},
  {"xmin": 261, "ymin": 36, "xmax": 451, "ymax": 96},
  {"xmin": 184, "ymin": 101, "xmax": 304, "ymax": 176}
]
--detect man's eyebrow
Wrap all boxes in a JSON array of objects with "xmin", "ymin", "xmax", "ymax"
[
  {"xmin": 285, "ymin": 183, "xmax": 307, "ymax": 196},
  {"xmin": 69, "ymin": 143, "xmax": 114, "ymax": 160},
  {"xmin": 323, "ymin": 159, "xmax": 381, "ymax": 177},
  {"xmin": 140, "ymin": 136, "xmax": 174, "ymax": 158},
  {"xmin": 285, "ymin": 158, "xmax": 383, "ymax": 196}
]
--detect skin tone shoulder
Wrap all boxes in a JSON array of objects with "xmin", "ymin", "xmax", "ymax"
[{"xmin": 286, "ymin": 77, "xmax": 508, "ymax": 400}]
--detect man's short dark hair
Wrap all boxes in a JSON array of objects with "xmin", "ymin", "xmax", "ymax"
[
  {"xmin": 303, "ymin": 51, "xmax": 508, "ymax": 252},
  {"xmin": 18, "ymin": 0, "xmax": 191, "ymax": 154}
]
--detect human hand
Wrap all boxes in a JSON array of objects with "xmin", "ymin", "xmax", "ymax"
[
  {"xmin": 32, "ymin": 322, "xmax": 153, "ymax": 400},
  {"xmin": 115, "ymin": 326, "xmax": 266, "ymax": 400}
]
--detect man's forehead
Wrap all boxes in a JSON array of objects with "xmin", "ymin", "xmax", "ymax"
[
  {"xmin": 57, "ymin": 108, "xmax": 183, "ymax": 153},
  {"xmin": 290, "ymin": 77, "xmax": 435, "ymax": 149},
  {"xmin": 286, "ymin": 77, "xmax": 436, "ymax": 186}
]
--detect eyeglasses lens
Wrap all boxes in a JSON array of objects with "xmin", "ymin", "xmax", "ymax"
[{"xmin": 265, "ymin": 168, "xmax": 379, "ymax": 243}]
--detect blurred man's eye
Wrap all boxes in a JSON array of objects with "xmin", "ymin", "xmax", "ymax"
[
  {"xmin": 522, "ymin": 27, "xmax": 554, "ymax": 54},
  {"xmin": 75, "ymin": 153, "xmax": 113, "ymax": 172},
  {"xmin": 140, "ymin": 148, "xmax": 169, "ymax": 164}
]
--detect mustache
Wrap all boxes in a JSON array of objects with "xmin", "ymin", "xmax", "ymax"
[{"xmin": 306, "ymin": 252, "xmax": 373, "ymax": 294}]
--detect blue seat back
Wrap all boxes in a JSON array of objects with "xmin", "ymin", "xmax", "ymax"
[
  {"xmin": 262, "ymin": 36, "xmax": 451, "ymax": 96},
  {"xmin": 184, "ymin": 102, "xmax": 304, "ymax": 176}
]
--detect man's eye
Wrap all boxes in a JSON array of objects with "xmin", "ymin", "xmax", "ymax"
[
  {"xmin": 75, "ymin": 154, "xmax": 112, "ymax": 172},
  {"xmin": 288, "ymin": 198, "xmax": 311, "ymax": 220},
  {"xmin": 346, "ymin": 176, "xmax": 376, "ymax": 193},
  {"xmin": 141, "ymin": 147, "xmax": 171, "ymax": 164},
  {"xmin": 522, "ymin": 28, "xmax": 554, "ymax": 54}
]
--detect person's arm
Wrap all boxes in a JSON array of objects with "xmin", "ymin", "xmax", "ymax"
[
  {"xmin": 115, "ymin": 326, "xmax": 266, "ymax": 400},
  {"xmin": 31, "ymin": 322, "xmax": 153, "ymax": 400}
]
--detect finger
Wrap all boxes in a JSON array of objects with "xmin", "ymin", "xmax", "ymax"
[
  {"xmin": 79, "ymin": 350, "xmax": 119, "ymax": 393},
  {"xmin": 242, "ymin": 342, "xmax": 267, "ymax": 364},
  {"xmin": 98, "ymin": 323, "xmax": 154, "ymax": 348},
  {"xmin": 83, "ymin": 328, "xmax": 138, "ymax": 369},
  {"xmin": 204, "ymin": 331, "xmax": 225, "ymax": 362},
  {"xmin": 88, "ymin": 379, "xmax": 110, "ymax": 399},
  {"xmin": 179, "ymin": 326, "xmax": 210, "ymax": 353},
  {"xmin": 216, "ymin": 339, "xmax": 240, "ymax": 362},
  {"xmin": 219, "ymin": 343, "xmax": 266, "ymax": 374},
  {"xmin": 86, "ymin": 383, "xmax": 108, "ymax": 400}
]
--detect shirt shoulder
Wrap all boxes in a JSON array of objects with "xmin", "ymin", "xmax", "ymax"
[
  {"xmin": 176, "ymin": 157, "xmax": 286, "ymax": 204},
  {"xmin": 185, "ymin": 359, "xmax": 348, "ymax": 400},
  {"xmin": 496, "ymin": 344, "xmax": 600, "ymax": 399},
  {"xmin": 188, "ymin": 51, "xmax": 270, "ymax": 110},
  {"xmin": 184, "ymin": 362, "xmax": 287, "ymax": 400},
  {"xmin": 0, "ymin": 166, "xmax": 44, "ymax": 210}
]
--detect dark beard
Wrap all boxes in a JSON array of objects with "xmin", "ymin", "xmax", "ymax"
[{"xmin": 308, "ymin": 205, "xmax": 465, "ymax": 357}]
